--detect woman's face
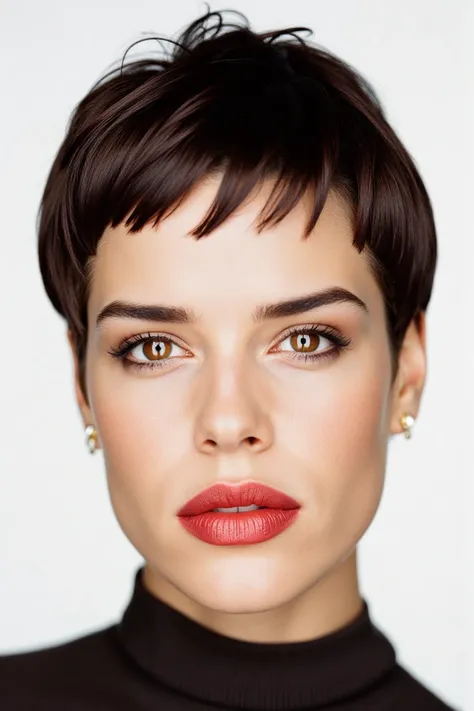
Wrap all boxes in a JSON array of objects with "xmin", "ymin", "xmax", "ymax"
[{"xmin": 74, "ymin": 178, "xmax": 425, "ymax": 615}]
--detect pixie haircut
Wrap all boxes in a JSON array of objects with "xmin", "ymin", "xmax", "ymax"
[{"xmin": 38, "ymin": 7, "xmax": 437, "ymax": 400}]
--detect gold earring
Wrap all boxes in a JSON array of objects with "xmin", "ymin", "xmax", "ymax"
[
  {"xmin": 400, "ymin": 413, "xmax": 415, "ymax": 439},
  {"xmin": 84, "ymin": 424, "xmax": 98, "ymax": 454}
]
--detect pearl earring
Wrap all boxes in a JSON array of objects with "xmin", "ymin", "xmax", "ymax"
[
  {"xmin": 400, "ymin": 413, "xmax": 415, "ymax": 439},
  {"xmin": 84, "ymin": 424, "xmax": 98, "ymax": 454}
]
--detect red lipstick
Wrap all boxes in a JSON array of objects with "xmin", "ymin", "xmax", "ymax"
[{"xmin": 177, "ymin": 482, "xmax": 301, "ymax": 546}]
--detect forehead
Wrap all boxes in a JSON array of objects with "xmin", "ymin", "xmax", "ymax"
[{"xmin": 88, "ymin": 178, "xmax": 380, "ymax": 320}]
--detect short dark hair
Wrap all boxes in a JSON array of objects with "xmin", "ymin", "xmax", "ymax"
[{"xmin": 37, "ymin": 7, "xmax": 437, "ymax": 399}]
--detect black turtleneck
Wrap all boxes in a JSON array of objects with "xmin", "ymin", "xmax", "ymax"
[{"xmin": 0, "ymin": 565, "xmax": 458, "ymax": 710}]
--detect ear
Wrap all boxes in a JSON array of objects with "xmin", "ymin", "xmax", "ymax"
[
  {"xmin": 67, "ymin": 329, "xmax": 101, "ymax": 450},
  {"xmin": 389, "ymin": 312, "xmax": 427, "ymax": 436}
]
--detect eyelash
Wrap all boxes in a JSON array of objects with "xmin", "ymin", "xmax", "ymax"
[{"xmin": 108, "ymin": 325, "xmax": 352, "ymax": 373}]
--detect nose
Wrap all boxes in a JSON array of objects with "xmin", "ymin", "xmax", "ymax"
[{"xmin": 192, "ymin": 364, "xmax": 274, "ymax": 455}]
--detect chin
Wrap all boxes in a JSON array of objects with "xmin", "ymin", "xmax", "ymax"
[{"xmin": 175, "ymin": 552, "xmax": 303, "ymax": 614}]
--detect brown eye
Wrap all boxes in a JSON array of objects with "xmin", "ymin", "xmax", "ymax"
[
  {"xmin": 288, "ymin": 332, "xmax": 321, "ymax": 353},
  {"xmin": 134, "ymin": 339, "xmax": 175, "ymax": 362}
]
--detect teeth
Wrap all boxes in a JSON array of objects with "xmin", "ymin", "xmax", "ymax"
[{"xmin": 214, "ymin": 505, "xmax": 261, "ymax": 513}]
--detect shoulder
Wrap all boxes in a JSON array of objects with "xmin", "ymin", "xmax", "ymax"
[
  {"xmin": 373, "ymin": 662, "xmax": 460, "ymax": 711},
  {"xmin": 0, "ymin": 624, "xmax": 129, "ymax": 709}
]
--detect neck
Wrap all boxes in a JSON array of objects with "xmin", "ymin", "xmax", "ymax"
[{"xmin": 142, "ymin": 549, "xmax": 363, "ymax": 644}]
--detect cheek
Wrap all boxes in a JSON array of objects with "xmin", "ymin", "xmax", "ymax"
[
  {"xmin": 278, "ymin": 348, "xmax": 391, "ymax": 536},
  {"xmin": 90, "ymin": 359, "xmax": 197, "ymax": 526},
  {"xmin": 87, "ymin": 364, "xmax": 192, "ymax": 553},
  {"xmin": 281, "ymin": 348, "xmax": 390, "ymax": 453},
  {"xmin": 98, "ymin": 380, "xmax": 189, "ymax": 450}
]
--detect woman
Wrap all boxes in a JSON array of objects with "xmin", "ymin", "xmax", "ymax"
[{"xmin": 0, "ymin": 7, "xmax": 458, "ymax": 710}]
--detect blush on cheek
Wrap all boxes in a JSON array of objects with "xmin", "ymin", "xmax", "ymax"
[
  {"xmin": 304, "ymin": 353, "xmax": 390, "ymax": 527},
  {"xmin": 341, "ymin": 378, "xmax": 390, "ymax": 468},
  {"xmin": 337, "ymin": 336, "xmax": 392, "ymax": 439},
  {"xmin": 90, "ymin": 370, "xmax": 189, "ymax": 502},
  {"xmin": 88, "ymin": 368, "xmax": 144, "ymax": 466}
]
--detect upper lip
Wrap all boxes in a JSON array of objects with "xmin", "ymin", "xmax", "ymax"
[{"xmin": 177, "ymin": 481, "xmax": 301, "ymax": 516}]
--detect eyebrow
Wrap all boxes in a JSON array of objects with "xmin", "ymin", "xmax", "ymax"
[{"xmin": 96, "ymin": 287, "xmax": 368, "ymax": 328}]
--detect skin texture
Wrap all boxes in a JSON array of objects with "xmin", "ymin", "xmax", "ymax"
[{"xmin": 69, "ymin": 177, "xmax": 426, "ymax": 643}]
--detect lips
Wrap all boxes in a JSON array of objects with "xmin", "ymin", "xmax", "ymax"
[
  {"xmin": 177, "ymin": 481, "xmax": 300, "ymax": 516},
  {"xmin": 177, "ymin": 482, "xmax": 301, "ymax": 546}
]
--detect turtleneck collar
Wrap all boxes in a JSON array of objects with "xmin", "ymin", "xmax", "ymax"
[{"xmin": 116, "ymin": 565, "xmax": 397, "ymax": 710}]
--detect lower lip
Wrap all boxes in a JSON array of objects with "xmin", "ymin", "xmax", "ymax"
[{"xmin": 177, "ymin": 508, "xmax": 300, "ymax": 546}]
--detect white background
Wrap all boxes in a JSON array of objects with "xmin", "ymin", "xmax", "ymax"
[{"xmin": 0, "ymin": 1, "xmax": 472, "ymax": 709}]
